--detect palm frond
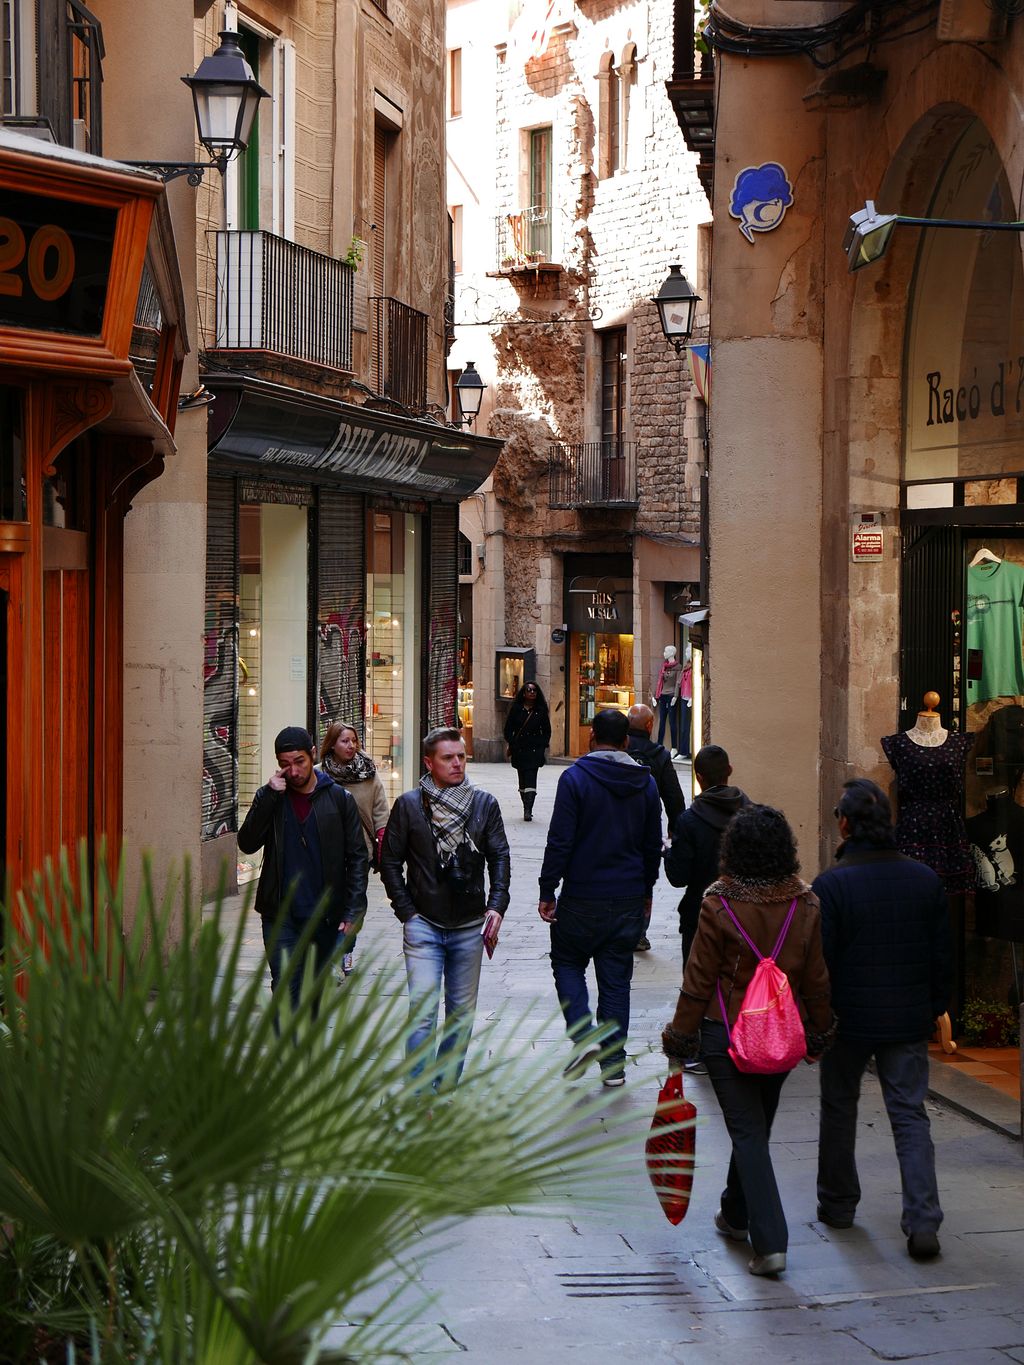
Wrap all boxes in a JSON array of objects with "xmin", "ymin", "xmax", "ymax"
[{"xmin": 0, "ymin": 847, "xmax": 641, "ymax": 1361}]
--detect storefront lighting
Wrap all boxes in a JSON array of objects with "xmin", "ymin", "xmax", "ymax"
[
  {"xmin": 455, "ymin": 361, "xmax": 486, "ymax": 427},
  {"xmin": 126, "ymin": 31, "xmax": 268, "ymax": 186},
  {"xmin": 653, "ymin": 265, "xmax": 701, "ymax": 353},
  {"xmin": 844, "ymin": 198, "xmax": 1024, "ymax": 272},
  {"xmin": 249, "ymin": 628, "xmax": 257, "ymax": 636}
]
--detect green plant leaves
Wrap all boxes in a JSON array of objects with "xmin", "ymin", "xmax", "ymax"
[{"xmin": 0, "ymin": 848, "xmax": 637, "ymax": 1362}]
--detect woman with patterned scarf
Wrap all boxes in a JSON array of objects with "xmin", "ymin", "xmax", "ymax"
[{"xmin": 319, "ymin": 722, "xmax": 389, "ymax": 975}]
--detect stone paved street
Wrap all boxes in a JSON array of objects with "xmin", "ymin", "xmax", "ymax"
[{"xmin": 221, "ymin": 761, "xmax": 1024, "ymax": 1361}]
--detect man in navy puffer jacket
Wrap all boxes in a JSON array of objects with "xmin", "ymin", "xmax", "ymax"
[
  {"xmin": 538, "ymin": 708, "xmax": 662, "ymax": 1087},
  {"xmin": 813, "ymin": 777, "xmax": 952, "ymax": 1262}
]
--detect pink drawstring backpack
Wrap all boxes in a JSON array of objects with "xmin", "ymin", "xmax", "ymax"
[{"xmin": 715, "ymin": 896, "xmax": 807, "ymax": 1075}]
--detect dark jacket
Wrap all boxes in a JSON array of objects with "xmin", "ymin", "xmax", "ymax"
[
  {"xmin": 539, "ymin": 751, "xmax": 662, "ymax": 901},
  {"xmin": 504, "ymin": 704, "xmax": 551, "ymax": 769},
  {"xmin": 812, "ymin": 841, "xmax": 952, "ymax": 1044},
  {"xmin": 665, "ymin": 786, "xmax": 749, "ymax": 930},
  {"xmin": 663, "ymin": 874, "xmax": 833, "ymax": 1059},
  {"xmin": 380, "ymin": 785, "xmax": 511, "ymax": 928},
  {"xmin": 627, "ymin": 729, "xmax": 685, "ymax": 827},
  {"xmin": 238, "ymin": 773, "xmax": 369, "ymax": 929}
]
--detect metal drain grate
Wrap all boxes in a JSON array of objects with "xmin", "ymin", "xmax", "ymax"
[{"xmin": 558, "ymin": 1269, "xmax": 693, "ymax": 1299}]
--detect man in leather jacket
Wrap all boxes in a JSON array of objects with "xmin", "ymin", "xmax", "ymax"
[
  {"xmin": 381, "ymin": 727, "xmax": 511, "ymax": 1088},
  {"xmin": 238, "ymin": 725, "xmax": 369, "ymax": 1013}
]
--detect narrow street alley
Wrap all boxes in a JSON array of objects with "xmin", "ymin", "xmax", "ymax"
[{"xmin": 221, "ymin": 759, "xmax": 1024, "ymax": 1361}]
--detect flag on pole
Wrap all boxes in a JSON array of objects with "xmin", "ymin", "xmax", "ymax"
[{"xmin": 686, "ymin": 343, "xmax": 711, "ymax": 405}]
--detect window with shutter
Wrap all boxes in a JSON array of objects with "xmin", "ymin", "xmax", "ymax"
[
  {"xmin": 427, "ymin": 505, "xmax": 458, "ymax": 730},
  {"xmin": 373, "ymin": 124, "xmax": 388, "ymax": 298},
  {"xmin": 316, "ymin": 490, "xmax": 366, "ymax": 745},
  {"xmin": 203, "ymin": 477, "xmax": 239, "ymax": 840}
]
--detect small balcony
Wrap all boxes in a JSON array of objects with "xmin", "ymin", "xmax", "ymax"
[
  {"xmin": 370, "ymin": 296, "xmax": 428, "ymax": 412},
  {"xmin": 549, "ymin": 442, "xmax": 638, "ymax": 510},
  {"xmin": 666, "ymin": 0, "xmax": 714, "ymax": 200},
  {"xmin": 4, "ymin": 0, "xmax": 103, "ymax": 154},
  {"xmin": 214, "ymin": 230, "xmax": 354, "ymax": 372},
  {"xmin": 496, "ymin": 206, "xmax": 559, "ymax": 271}
]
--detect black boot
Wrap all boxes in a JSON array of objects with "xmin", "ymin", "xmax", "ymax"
[{"xmin": 525, "ymin": 790, "xmax": 536, "ymax": 821}]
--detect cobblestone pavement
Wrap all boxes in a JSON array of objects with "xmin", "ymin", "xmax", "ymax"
[{"xmin": 221, "ymin": 761, "xmax": 1024, "ymax": 1362}]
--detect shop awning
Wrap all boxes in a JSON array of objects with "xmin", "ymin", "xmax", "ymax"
[{"xmin": 206, "ymin": 372, "xmax": 504, "ymax": 499}]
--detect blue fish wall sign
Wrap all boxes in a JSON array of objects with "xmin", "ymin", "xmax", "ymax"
[{"xmin": 729, "ymin": 163, "xmax": 794, "ymax": 243}]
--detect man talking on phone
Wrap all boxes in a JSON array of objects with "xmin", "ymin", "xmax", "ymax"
[
  {"xmin": 238, "ymin": 725, "xmax": 368, "ymax": 1012},
  {"xmin": 381, "ymin": 727, "xmax": 510, "ymax": 1089}
]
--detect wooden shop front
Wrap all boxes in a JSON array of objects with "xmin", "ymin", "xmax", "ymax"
[{"xmin": 0, "ymin": 135, "xmax": 186, "ymax": 908}]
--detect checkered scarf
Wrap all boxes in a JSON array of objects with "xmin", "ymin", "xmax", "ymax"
[{"xmin": 419, "ymin": 773, "xmax": 475, "ymax": 860}]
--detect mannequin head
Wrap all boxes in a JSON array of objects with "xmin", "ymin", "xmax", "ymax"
[{"xmin": 663, "ymin": 645, "xmax": 677, "ymax": 661}]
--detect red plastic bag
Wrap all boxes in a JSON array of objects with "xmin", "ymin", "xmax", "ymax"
[{"xmin": 645, "ymin": 1071, "xmax": 697, "ymax": 1225}]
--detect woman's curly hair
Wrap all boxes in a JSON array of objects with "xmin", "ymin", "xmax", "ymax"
[{"xmin": 719, "ymin": 803, "xmax": 799, "ymax": 882}]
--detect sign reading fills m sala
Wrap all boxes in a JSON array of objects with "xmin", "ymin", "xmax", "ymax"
[{"xmin": 0, "ymin": 190, "xmax": 117, "ymax": 336}]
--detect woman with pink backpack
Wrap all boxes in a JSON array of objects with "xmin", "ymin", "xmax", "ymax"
[{"xmin": 662, "ymin": 805, "xmax": 835, "ymax": 1277}]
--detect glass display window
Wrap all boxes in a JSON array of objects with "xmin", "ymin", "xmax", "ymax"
[
  {"xmin": 569, "ymin": 631, "xmax": 634, "ymax": 756},
  {"xmin": 366, "ymin": 509, "xmax": 421, "ymax": 793},
  {"xmin": 235, "ymin": 500, "xmax": 310, "ymax": 883}
]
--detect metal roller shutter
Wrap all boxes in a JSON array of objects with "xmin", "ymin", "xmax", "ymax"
[
  {"xmin": 427, "ymin": 504, "xmax": 458, "ymax": 730},
  {"xmin": 899, "ymin": 524, "xmax": 962, "ymax": 733},
  {"xmin": 316, "ymin": 489, "xmax": 366, "ymax": 745},
  {"xmin": 203, "ymin": 477, "xmax": 239, "ymax": 839}
]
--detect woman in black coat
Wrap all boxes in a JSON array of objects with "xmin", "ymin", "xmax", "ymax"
[{"xmin": 503, "ymin": 682, "xmax": 551, "ymax": 821}]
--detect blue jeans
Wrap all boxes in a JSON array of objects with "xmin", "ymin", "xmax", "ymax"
[
  {"xmin": 818, "ymin": 1037, "xmax": 942, "ymax": 1236},
  {"xmin": 656, "ymin": 694, "xmax": 678, "ymax": 750},
  {"xmin": 701, "ymin": 1019, "xmax": 790, "ymax": 1255},
  {"xmin": 403, "ymin": 914, "xmax": 485, "ymax": 1088},
  {"xmin": 261, "ymin": 912, "xmax": 337, "ymax": 1016},
  {"xmin": 549, "ymin": 896, "xmax": 645, "ymax": 1076}
]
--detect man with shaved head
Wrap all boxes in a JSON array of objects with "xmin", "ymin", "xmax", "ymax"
[{"xmin": 627, "ymin": 703, "xmax": 685, "ymax": 952}]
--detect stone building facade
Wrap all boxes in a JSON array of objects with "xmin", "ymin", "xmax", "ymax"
[
  {"xmin": 700, "ymin": 0, "xmax": 1024, "ymax": 1019},
  {"xmin": 194, "ymin": 0, "xmax": 500, "ymax": 891},
  {"xmin": 448, "ymin": 0, "xmax": 709, "ymax": 762}
]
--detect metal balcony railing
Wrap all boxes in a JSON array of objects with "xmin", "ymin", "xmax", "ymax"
[
  {"xmin": 215, "ymin": 230, "xmax": 354, "ymax": 371},
  {"xmin": 496, "ymin": 205, "xmax": 555, "ymax": 269},
  {"xmin": 549, "ymin": 442, "xmax": 638, "ymax": 509},
  {"xmin": 370, "ymin": 296, "xmax": 428, "ymax": 411}
]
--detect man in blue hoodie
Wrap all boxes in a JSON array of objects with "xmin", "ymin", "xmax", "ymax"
[
  {"xmin": 238, "ymin": 725, "xmax": 368, "ymax": 1013},
  {"xmin": 538, "ymin": 708, "xmax": 663, "ymax": 1086}
]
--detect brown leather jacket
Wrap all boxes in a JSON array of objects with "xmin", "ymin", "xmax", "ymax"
[{"xmin": 664, "ymin": 874, "xmax": 833, "ymax": 1055}]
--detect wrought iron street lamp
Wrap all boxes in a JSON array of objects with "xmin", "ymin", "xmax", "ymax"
[
  {"xmin": 653, "ymin": 264, "xmax": 701, "ymax": 353},
  {"xmin": 455, "ymin": 361, "xmax": 486, "ymax": 427},
  {"xmin": 844, "ymin": 198, "xmax": 1024, "ymax": 272},
  {"xmin": 127, "ymin": 31, "xmax": 268, "ymax": 186}
]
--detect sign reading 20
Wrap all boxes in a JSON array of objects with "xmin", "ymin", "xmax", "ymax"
[{"xmin": 0, "ymin": 218, "xmax": 76, "ymax": 302}]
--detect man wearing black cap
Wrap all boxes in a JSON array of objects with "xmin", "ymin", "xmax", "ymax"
[{"xmin": 238, "ymin": 725, "xmax": 369, "ymax": 1010}]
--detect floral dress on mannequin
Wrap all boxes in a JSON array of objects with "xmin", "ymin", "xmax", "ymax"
[{"xmin": 880, "ymin": 731, "xmax": 975, "ymax": 892}]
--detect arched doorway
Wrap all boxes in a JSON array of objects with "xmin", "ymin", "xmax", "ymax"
[{"xmin": 898, "ymin": 116, "xmax": 1024, "ymax": 1018}]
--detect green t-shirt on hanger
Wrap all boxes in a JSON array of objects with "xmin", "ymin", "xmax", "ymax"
[{"xmin": 967, "ymin": 559, "xmax": 1024, "ymax": 704}]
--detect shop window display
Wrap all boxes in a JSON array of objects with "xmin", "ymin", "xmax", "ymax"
[
  {"xmin": 962, "ymin": 537, "xmax": 1024, "ymax": 998},
  {"xmin": 570, "ymin": 631, "xmax": 634, "ymax": 755},
  {"xmin": 365, "ymin": 510, "xmax": 421, "ymax": 793}
]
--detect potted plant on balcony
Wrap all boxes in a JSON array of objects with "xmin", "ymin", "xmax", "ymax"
[{"xmin": 526, "ymin": 250, "xmax": 546, "ymax": 264}]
